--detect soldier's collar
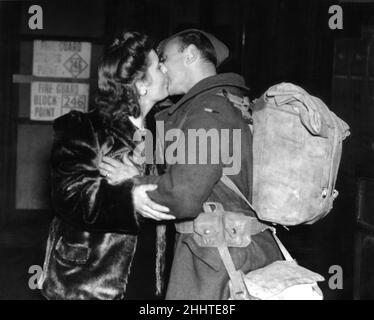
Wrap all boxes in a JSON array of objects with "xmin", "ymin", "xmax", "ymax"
[{"xmin": 167, "ymin": 73, "xmax": 249, "ymax": 115}]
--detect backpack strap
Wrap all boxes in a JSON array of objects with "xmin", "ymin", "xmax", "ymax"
[
  {"xmin": 216, "ymin": 89, "xmax": 253, "ymax": 133},
  {"xmin": 217, "ymin": 244, "xmax": 252, "ymax": 300},
  {"xmin": 220, "ymin": 174, "xmax": 256, "ymax": 212},
  {"xmin": 220, "ymin": 174, "xmax": 295, "ymax": 262}
]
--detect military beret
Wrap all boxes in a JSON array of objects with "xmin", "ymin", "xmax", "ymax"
[{"xmin": 158, "ymin": 29, "xmax": 229, "ymax": 67}]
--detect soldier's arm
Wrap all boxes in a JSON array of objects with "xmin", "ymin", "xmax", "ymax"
[{"xmin": 136, "ymin": 96, "xmax": 236, "ymax": 219}]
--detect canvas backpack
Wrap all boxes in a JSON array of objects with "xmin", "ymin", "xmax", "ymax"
[{"xmin": 219, "ymin": 82, "xmax": 350, "ymax": 226}]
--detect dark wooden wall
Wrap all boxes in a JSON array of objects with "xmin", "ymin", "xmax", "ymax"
[{"xmin": 0, "ymin": 2, "xmax": 21, "ymax": 227}]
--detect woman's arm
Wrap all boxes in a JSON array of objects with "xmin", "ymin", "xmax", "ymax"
[
  {"xmin": 50, "ymin": 111, "xmax": 139, "ymax": 234},
  {"xmin": 98, "ymin": 156, "xmax": 174, "ymax": 221}
]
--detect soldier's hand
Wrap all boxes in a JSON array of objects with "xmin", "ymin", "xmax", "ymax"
[{"xmin": 132, "ymin": 184, "xmax": 175, "ymax": 221}]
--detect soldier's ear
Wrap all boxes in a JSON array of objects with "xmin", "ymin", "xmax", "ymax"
[{"xmin": 184, "ymin": 44, "xmax": 199, "ymax": 66}]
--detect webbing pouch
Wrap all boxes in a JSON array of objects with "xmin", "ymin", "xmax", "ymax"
[{"xmin": 193, "ymin": 202, "xmax": 260, "ymax": 248}]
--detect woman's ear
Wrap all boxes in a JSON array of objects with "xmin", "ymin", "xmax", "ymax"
[{"xmin": 135, "ymin": 80, "xmax": 148, "ymax": 96}]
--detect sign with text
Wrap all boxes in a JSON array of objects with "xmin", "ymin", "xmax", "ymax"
[
  {"xmin": 33, "ymin": 40, "xmax": 91, "ymax": 78},
  {"xmin": 30, "ymin": 81, "xmax": 89, "ymax": 121}
]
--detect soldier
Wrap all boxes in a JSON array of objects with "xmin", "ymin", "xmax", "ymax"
[{"xmin": 130, "ymin": 29, "xmax": 283, "ymax": 300}]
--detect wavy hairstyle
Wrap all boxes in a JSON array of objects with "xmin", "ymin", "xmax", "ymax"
[{"xmin": 95, "ymin": 31, "xmax": 153, "ymax": 120}]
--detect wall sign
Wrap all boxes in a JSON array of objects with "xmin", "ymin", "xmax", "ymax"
[
  {"xmin": 33, "ymin": 40, "xmax": 91, "ymax": 78},
  {"xmin": 30, "ymin": 81, "xmax": 89, "ymax": 121}
]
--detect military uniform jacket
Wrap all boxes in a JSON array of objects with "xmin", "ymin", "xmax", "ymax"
[{"xmin": 137, "ymin": 73, "xmax": 282, "ymax": 300}]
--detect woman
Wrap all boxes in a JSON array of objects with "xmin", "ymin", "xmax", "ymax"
[{"xmin": 39, "ymin": 31, "xmax": 171, "ymax": 300}]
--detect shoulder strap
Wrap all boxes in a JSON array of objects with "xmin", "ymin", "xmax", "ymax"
[
  {"xmin": 220, "ymin": 174, "xmax": 256, "ymax": 212},
  {"xmin": 217, "ymin": 90, "xmax": 253, "ymax": 133},
  {"xmin": 270, "ymin": 230, "xmax": 294, "ymax": 262},
  {"xmin": 217, "ymin": 244, "xmax": 251, "ymax": 300}
]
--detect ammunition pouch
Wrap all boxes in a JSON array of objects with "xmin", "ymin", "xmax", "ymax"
[{"xmin": 175, "ymin": 202, "xmax": 270, "ymax": 248}]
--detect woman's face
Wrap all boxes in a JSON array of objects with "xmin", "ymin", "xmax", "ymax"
[{"xmin": 143, "ymin": 49, "xmax": 168, "ymax": 105}]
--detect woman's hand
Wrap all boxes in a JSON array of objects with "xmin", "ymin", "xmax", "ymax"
[{"xmin": 99, "ymin": 156, "xmax": 139, "ymax": 185}]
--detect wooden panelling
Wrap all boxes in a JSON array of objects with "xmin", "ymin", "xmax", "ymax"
[{"xmin": 15, "ymin": 124, "xmax": 53, "ymax": 210}]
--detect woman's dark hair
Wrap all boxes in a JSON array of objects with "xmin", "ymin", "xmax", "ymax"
[{"xmin": 95, "ymin": 31, "xmax": 153, "ymax": 120}]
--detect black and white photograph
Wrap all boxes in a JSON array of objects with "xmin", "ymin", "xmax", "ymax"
[{"xmin": 0, "ymin": 0, "xmax": 373, "ymax": 307}]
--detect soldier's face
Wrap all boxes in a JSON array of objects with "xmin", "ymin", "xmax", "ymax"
[{"xmin": 159, "ymin": 38, "xmax": 188, "ymax": 96}]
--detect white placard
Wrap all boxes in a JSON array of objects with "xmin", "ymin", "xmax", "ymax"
[
  {"xmin": 33, "ymin": 40, "xmax": 91, "ymax": 78},
  {"xmin": 30, "ymin": 82, "xmax": 89, "ymax": 121}
]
